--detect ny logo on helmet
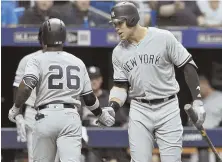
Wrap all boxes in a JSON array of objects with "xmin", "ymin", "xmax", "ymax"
[{"xmin": 111, "ymin": 11, "xmax": 115, "ymax": 18}]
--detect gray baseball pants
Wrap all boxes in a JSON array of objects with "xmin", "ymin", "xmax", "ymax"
[
  {"xmin": 129, "ymin": 96, "xmax": 183, "ymax": 162},
  {"xmin": 32, "ymin": 104, "xmax": 82, "ymax": 162}
]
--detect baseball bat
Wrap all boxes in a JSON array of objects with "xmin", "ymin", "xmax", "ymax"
[{"xmin": 184, "ymin": 104, "xmax": 222, "ymax": 162}]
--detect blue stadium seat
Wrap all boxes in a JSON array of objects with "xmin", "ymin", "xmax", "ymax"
[
  {"xmin": 14, "ymin": 7, "xmax": 25, "ymax": 19},
  {"xmin": 1, "ymin": 1, "xmax": 18, "ymax": 26},
  {"xmin": 1, "ymin": 1, "xmax": 16, "ymax": 7}
]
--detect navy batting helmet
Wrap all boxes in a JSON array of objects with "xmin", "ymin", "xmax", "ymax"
[
  {"xmin": 42, "ymin": 18, "xmax": 66, "ymax": 46},
  {"xmin": 110, "ymin": 2, "xmax": 140, "ymax": 27}
]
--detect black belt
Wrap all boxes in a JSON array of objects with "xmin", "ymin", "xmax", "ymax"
[
  {"xmin": 135, "ymin": 95, "xmax": 175, "ymax": 105},
  {"xmin": 38, "ymin": 103, "xmax": 75, "ymax": 110}
]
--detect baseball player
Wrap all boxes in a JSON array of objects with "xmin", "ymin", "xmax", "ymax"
[
  {"xmin": 13, "ymin": 25, "xmax": 62, "ymax": 162},
  {"xmin": 8, "ymin": 18, "xmax": 115, "ymax": 162},
  {"xmin": 107, "ymin": 2, "xmax": 206, "ymax": 162}
]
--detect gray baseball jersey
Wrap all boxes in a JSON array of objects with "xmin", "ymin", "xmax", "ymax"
[
  {"xmin": 112, "ymin": 27, "xmax": 192, "ymax": 100},
  {"xmin": 13, "ymin": 50, "xmax": 42, "ymax": 107},
  {"xmin": 24, "ymin": 51, "xmax": 92, "ymax": 108}
]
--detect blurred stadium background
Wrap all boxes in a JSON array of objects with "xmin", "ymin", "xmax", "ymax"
[{"xmin": 1, "ymin": 0, "xmax": 222, "ymax": 162}]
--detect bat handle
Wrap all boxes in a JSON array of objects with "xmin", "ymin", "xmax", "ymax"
[
  {"xmin": 184, "ymin": 104, "xmax": 203, "ymax": 130},
  {"xmin": 184, "ymin": 104, "xmax": 198, "ymax": 123}
]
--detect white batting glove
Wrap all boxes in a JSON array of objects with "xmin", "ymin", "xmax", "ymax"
[
  {"xmin": 98, "ymin": 109, "xmax": 115, "ymax": 127},
  {"xmin": 15, "ymin": 114, "xmax": 27, "ymax": 142},
  {"xmin": 8, "ymin": 105, "xmax": 20, "ymax": 123},
  {"xmin": 193, "ymin": 100, "xmax": 206, "ymax": 127},
  {"xmin": 103, "ymin": 107, "xmax": 115, "ymax": 118}
]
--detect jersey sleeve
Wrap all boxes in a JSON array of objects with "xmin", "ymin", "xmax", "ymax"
[
  {"xmin": 166, "ymin": 31, "xmax": 192, "ymax": 68},
  {"xmin": 80, "ymin": 64, "xmax": 93, "ymax": 96},
  {"xmin": 112, "ymin": 54, "xmax": 128, "ymax": 82},
  {"xmin": 13, "ymin": 56, "xmax": 28, "ymax": 87},
  {"xmin": 23, "ymin": 57, "xmax": 40, "ymax": 82}
]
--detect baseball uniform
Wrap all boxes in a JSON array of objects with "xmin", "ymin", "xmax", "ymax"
[
  {"xmin": 24, "ymin": 51, "xmax": 93, "ymax": 162},
  {"xmin": 13, "ymin": 50, "xmax": 41, "ymax": 162},
  {"xmin": 112, "ymin": 27, "xmax": 193, "ymax": 162}
]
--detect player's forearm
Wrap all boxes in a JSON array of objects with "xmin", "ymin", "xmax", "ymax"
[
  {"xmin": 13, "ymin": 87, "xmax": 25, "ymax": 114},
  {"xmin": 183, "ymin": 63, "xmax": 202, "ymax": 101},
  {"xmin": 14, "ymin": 81, "xmax": 32, "ymax": 108},
  {"xmin": 109, "ymin": 86, "xmax": 128, "ymax": 112},
  {"xmin": 13, "ymin": 87, "xmax": 18, "ymax": 103},
  {"xmin": 82, "ymin": 92, "xmax": 102, "ymax": 116}
]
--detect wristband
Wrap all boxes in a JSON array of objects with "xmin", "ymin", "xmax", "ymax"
[
  {"xmin": 91, "ymin": 107, "xmax": 102, "ymax": 116},
  {"xmin": 109, "ymin": 101, "xmax": 121, "ymax": 113}
]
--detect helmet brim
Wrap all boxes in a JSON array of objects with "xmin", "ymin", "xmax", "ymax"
[{"xmin": 109, "ymin": 18, "xmax": 125, "ymax": 25}]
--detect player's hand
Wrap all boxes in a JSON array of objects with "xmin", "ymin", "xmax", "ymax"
[
  {"xmin": 16, "ymin": 114, "xmax": 27, "ymax": 142},
  {"xmin": 98, "ymin": 109, "xmax": 115, "ymax": 127},
  {"xmin": 192, "ymin": 100, "xmax": 206, "ymax": 127},
  {"xmin": 103, "ymin": 107, "xmax": 115, "ymax": 118},
  {"xmin": 8, "ymin": 105, "xmax": 20, "ymax": 123}
]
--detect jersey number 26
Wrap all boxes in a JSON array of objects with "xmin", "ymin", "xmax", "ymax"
[{"xmin": 48, "ymin": 65, "xmax": 80, "ymax": 90}]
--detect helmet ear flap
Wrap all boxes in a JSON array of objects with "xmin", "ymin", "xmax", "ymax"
[
  {"xmin": 128, "ymin": 17, "xmax": 135, "ymax": 27},
  {"xmin": 126, "ymin": 17, "xmax": 137, "ymax": 27}
]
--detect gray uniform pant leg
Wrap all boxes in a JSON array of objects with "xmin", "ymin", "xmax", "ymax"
[
  {"xmin": 128, "ymin": 101, "xmax": 155, "ymax": 162},
  {"xmin": 32, "ymin": 107, "xmax": 82, "ymax": 162},
  {"xmin": 57, "ymin": 115, "xmax": 82, "ymax": 162},
  {"xmin": 32, "ymin": 129, "xmax": 57, "ymax": 162},
  {"xmin": 154, "ymin": 99, "xmax": 183, "ymax": 162},
  {"xmin": 128, "ymin": 98, "xmax": 183, "ymax": 162}
]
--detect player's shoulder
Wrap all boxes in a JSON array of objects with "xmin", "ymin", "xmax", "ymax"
[
  {"xmin": 62, "ymin": 51, "xmax": 86, "ymax": 67},
  {"xmin": 29, "ymin": 50, "xmax": 45, "ymax": 61},
  {"xmin": 149, "ymin": 27, "xmax": 174, "ymax": 39},
  {"xmin": 112, "ymin": 40, "xmax": 129, "ymax": 57},
  {"xmin": 20, "ymin": 50, "xmax": 42, "ymax": 62},
  {"xmin": 61, "ymin": 51, "xmax": 82, "ymax": 62},
  {"xmin": 112, "ymin": 44, "xmax": 120, "ymax": 56}
]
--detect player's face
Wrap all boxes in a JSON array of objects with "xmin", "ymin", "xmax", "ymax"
[
  {"xmin": 113, "ymin": 21, "xmax": 133, "ymax": 40},
  {"xmin": 90, "ymin": 77, "xmax": 102, "ymax": 91}
]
